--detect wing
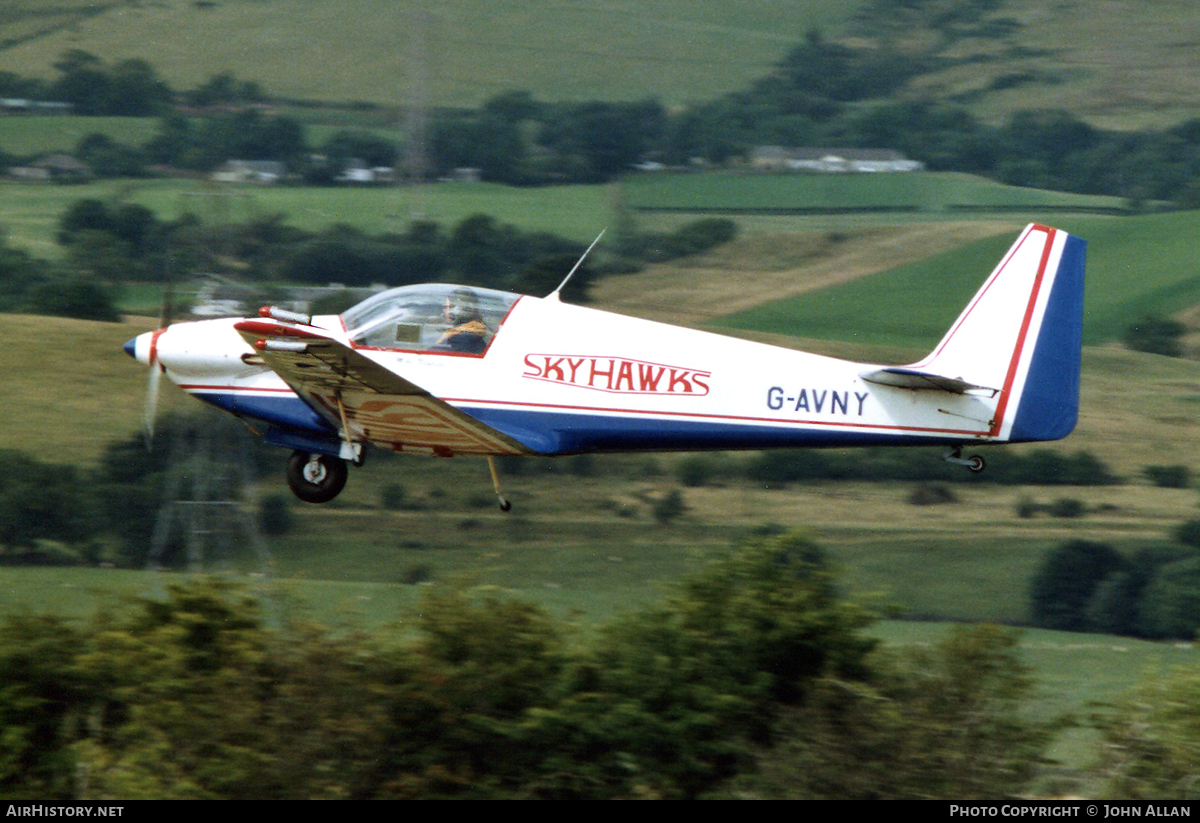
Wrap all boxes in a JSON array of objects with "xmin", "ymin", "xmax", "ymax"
[{"xmin": 234, "ymin": 319, "xmax": 532, "ymax": 456}]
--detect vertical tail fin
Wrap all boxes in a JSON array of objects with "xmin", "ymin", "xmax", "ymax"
[{"xmin": 863, "ymin": 225, "xmax": 1085, "ymax": 442}]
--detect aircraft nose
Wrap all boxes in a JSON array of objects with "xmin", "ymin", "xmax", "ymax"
[{"xmin": 124, "ymin": 330, "xmax": 161, "ymax": 366}]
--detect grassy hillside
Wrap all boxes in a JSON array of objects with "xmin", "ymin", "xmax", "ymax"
[
  {"xmin": 846, "ymin": 0, "xmax": 1200, "ymax": 129},
  {"xmin": 2, "ymin": 1, "xmax": 1198, "ymax": 127},
  {"xmin": 0, "ymin": 313, "xmax": 164, "ymax": 464},
  {"xmin": 0, "ymin": 0, "xmax": 861, "ymax": 109}
]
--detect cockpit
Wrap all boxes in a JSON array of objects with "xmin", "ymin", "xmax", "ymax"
[{"xmin": 340, "ymin": 284, "xmax": 520, "ymax": 354}]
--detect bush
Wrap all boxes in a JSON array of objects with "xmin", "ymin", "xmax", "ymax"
[
  {"xmin": 380, "ymin": 483, "xmax": 407, "ymax": 511},
  {"xmin": 1176, "ymin": 520, "xmax": 1200, "ymax": 548},
  {"xmin": 676, "ymin": 454, "xmax": 714, "ymax": 487},
  {"xmin": 652, "ymin": 488, "xmax": 687, "ymax": 524},
  {"xmin": 1124, "ymin": 315, "xmax": 1185, "ymax": 357},
  {"xmin": 1145, "ymin": 465, "xmax": 1191, "ymax": 489},
  {"xmin": 1137, "ymin": 557, "xmax": 1200, "ymax": 639},
  {"xmin": 1015, "ymin": 496, "xmax": 1039, "ymax": 518},
  {"xmin": 1085, "ymin": 571, "xmax": 1143, "ymax": 636},
  {"xmin": 908, "ymin": 484, "xmax": 957, "ymax": 505},
  {"xmin": 1047, "ymin": 498, "xmax": 1085, "ymax": 518}
]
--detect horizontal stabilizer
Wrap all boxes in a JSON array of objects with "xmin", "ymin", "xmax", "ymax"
[{"xmin": 859, "ymin": 367, "xmax": 998, "ymax": 396}]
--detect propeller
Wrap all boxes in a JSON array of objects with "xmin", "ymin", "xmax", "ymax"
[{"xmin": 141, "ymin": 285, "xmax": 173, "ymax": 450}]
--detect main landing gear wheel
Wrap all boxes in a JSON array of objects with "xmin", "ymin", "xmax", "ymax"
[
  {"xmin": 944, "ymin": 447, "xmax": 986, "ymax": 474},
  {"xmin": 286, "ymin": 451, "xmax": 348, "ymax": 503}
]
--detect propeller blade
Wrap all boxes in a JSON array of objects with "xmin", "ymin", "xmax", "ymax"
[
  {"xmin": 143, "ymin": 360, "xmax": 162, "ymax": 450},
  {"xmin": 143, "ymin": 283, "xmax": 173, "ymax": 451}
]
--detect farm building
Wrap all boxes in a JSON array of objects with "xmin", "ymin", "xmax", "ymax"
[
  {"xmin": 8, "ymin": 154, "xmax": 92, "ymax": 182},
  {"xmin": 212, "ymin": 160, "xmax": 289, "ymax": 185},
  {"xmin": 751, "ymin": 146, "xmax": 924, "ymax": 173}
]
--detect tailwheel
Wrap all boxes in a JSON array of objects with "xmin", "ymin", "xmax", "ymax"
[{"xmin": 286, "ymin": 451, "xmax": 348, "ymax": 504}]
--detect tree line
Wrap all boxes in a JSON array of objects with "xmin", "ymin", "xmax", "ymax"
[
  {"xmin": 1030, "ymin": 531, "xmax": 1200, "ymax": 641},
  {"xmin": 0, "ymin": 194, "xmax": 736, "ymax": 322},
  {"xmin": 5, "ymin": 44, "xmax": 1200, "ymax": 203}
]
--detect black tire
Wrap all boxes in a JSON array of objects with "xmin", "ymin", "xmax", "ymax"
[
  {"xmin": 286, "ymin": 451, "xmax": 348, "ymax": 503},
  {"xmin": 967, "ymin": 455, "xmax": 986, "ymax": 473}
]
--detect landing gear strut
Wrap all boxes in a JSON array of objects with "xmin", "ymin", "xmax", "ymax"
[
  {"xmin": 487, "ymin": 456, "xmax": 512, "ymax": 512},
  {"xmin": 286, "ymin": 451, "xmax": 348, "ymax": 503},
  {"xmin": 944, "ymin": 447, "xmax": 986, "ymax": 473}
]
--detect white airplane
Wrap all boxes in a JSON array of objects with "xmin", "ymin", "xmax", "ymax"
[{"xmin": 125, "ymin": 223, "xmax": 1085, "ymax": 508}]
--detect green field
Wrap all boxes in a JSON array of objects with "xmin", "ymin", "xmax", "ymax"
[
  {"xmin": 717, "ymin": 210, "xmax": 1200, "ymax": 348},
  {"xmin": 0, "ymin": 115, "xmax": 161, "ymax": 157},
  {"xmin": 0, "ymin": 177, "xmax": 615, "ymax": 257},
  {"xmin": 0, "ymin": 114, "xmax": 411, "ymax": 158},
  {"xmin": 623, "ymin": 171, "xmax": 1129, "ymax": 215}
]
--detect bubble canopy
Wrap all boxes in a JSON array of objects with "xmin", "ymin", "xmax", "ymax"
[{"xmin": 339, "ymin": 284, "xmax": 520, "ymax": 353}]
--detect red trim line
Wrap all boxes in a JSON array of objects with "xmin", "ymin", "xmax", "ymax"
[
  {"xmin": 447, "ymin": 396, "xmax": 991, "ymax": 439},
  {"xmin": 988, "ymin": 227, "xmax": 1056, "ymax": 437},
  {"xmin": 179, "ymin": 384, "xmax": 296, "ymax": 394},
  {"xmin": 149, "ymin": 327, "xmax": 165, "ymax": 366}
]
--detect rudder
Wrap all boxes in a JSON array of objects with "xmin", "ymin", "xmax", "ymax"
[{"xmin": 908, "ymin": 224, "xmax": 1086, "ymax": 443}]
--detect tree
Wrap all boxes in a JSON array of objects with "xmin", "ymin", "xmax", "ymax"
[
  {"xmin": 536, "ymin": 533, "xmax": 874, "ymax": 798},
  {"xmin": 744, "ymin": 624, "xmax": 1047, "ymax": 799},
  {"xmin": 25, "ymin": 273, "xmax": 120, "ymax": 323},
  {"xmin": 1100, "ymin": 664, "xmax": 1200, "ymax": 798},
  {"xmin": 0, "ymin": 613, "xmax": 90, "ymax": 798},
  {"xmin": 510, "ymin": 254, "xmax": 592, "ymax": 303},
  {"xmin": 186, "ymin": 72, "xmax": 264, "ymax": 107},
  {"xmin": 1029, "ymin": 540, "xmax": 1127, "ymax": 632},
  {"xmin": 321, "ymin": 130, "xmax": 399, "ymax": 169},
  {"xmin": 49, "ymin": 51, "xmax": 170, "ymax": 116},
  {"xmin": 0, "ymin": 451, "xmax": 97, "ymax": 551},
  {"xmin": 1137, "ymin": 557, "xmax": 1200, "ymax": 639},
  {"xmin": 106, "ymin": 58, "xmax": 171, "ymax": 116},
  {"xmin": 541, "ymin": 100, "xmax": 667, "ymax": 182}
]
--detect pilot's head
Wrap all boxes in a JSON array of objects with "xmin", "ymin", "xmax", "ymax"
[{"xmin": 443, "ymin": 287, "xmax": 481, "ymax": 325}]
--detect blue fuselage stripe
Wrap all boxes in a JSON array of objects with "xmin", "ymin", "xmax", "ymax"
[
  {"xmin": 460, "ymin": 405, "xmax": 967, "ymax": 455},
  {"xmin": 192, "ymin": 391, "xmax": 336, "ymax": 436},
  {"xmin": 190, "ymin": 391, "xmax": 978, "ymax": 457}
]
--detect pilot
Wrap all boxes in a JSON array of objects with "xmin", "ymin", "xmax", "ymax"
[{"xmin": 433, "ymin": 287, "xmax": 489, "ymax": 353}]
